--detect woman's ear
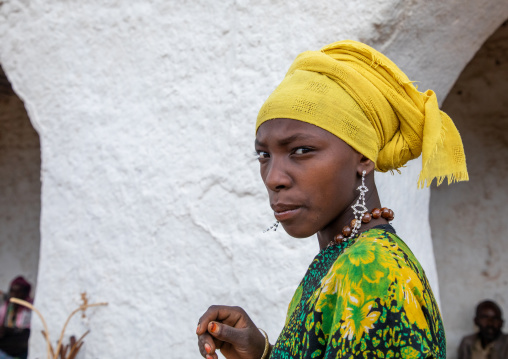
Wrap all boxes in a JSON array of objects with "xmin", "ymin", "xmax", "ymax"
[{"xmin": 357, "ymin": 155, "xmax": 375, "ymax": 176}]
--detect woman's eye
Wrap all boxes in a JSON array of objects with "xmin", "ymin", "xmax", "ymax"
[
  {"xmin": 255, "ymin": 150, "xmax": 270, "ymax": 159},
  {"xmin": 293, "ymin": 147, "xmax": 312, "ymax": 155}
]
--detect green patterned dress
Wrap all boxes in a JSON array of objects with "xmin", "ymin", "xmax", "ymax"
[{"xmin": 270, "ymin": 225, "xmax": 445, "ymax": 359}]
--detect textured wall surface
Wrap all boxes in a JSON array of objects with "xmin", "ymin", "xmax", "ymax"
[
  {"xmin": 431, "ymin": 21, "xmax": 508, "ymax": 359},
  {"xmin": 0, "ymin": 0, "xmax": 507, "ymax": 358},
  {"xmin": 0, "ymin": 84, "xmax": 40, "ymax": 297}
]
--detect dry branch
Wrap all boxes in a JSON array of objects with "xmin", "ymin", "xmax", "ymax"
[{"xmin": 10, "ymin": 296, "xmax": 107, "ymax": 359}]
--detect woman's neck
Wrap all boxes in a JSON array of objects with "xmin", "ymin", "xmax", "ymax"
[{"xmin": 317, "ymin": 175, "xmax": 388, "ymax": 250}]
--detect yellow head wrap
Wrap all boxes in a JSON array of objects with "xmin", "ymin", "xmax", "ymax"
[{"xmin": 256, "ymin": 40, "xmax": 468, "ymax": 188}]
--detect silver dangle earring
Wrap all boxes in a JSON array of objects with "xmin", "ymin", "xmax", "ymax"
[
  {"xmin": 350, "ymin": 170, "xmax": 368, "ymax": 239},
  {"xmin": 263, "ymin": 220, "xmax": 279, "ymax": 233}
]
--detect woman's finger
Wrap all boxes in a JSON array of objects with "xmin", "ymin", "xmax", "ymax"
[
  {"xmin": 197, "ymin": 332, "xmax": 219, "ymax": 358},
  {"xmin": 197, "ymin": 305, "xmax": 246, "ymax": 336},
  {"xmin": 197, "ymin": 305, "xmax": 263, "ymax": 358},
  {"xmin": 208, "ymin": 321, "xmax": 246, "ymax": 346},
  {"xmin": 196, "ymin": 305, "xmax": 224, "ymax": 336},
  {"xmin": 211, "ymin": 335, "xmax": 223, "ymax": 350},
  {"xmin": 207, "ymin": 321, "xmax": 267, "ymax": 358}
]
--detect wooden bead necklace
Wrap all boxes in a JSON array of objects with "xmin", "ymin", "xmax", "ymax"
[{"xmin": 331, "ymin": 207, "xmax": 394, "ymax": 245}]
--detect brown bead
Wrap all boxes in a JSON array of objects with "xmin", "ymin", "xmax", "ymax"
[
  {"xmin": 362, "ymin": 212, "xmax": 372, "ymax": 223},
  {"xmin": 381, "ymin": 208, "xmax": 391, "ymax": 219},
  {"xmin": 371, "ymin": 208, "xmax": 381, "ymax": 219},
  {"xmin": 342, "ymin": 226, "xmax": 352, "ymax": 237},
  {"xmin": 350, "ymin": 219, "xmax": 358, "ymax": 228},
  {"xmin": 334, "ymin": 234, "xmax": 344, "ymax": 244},
  {"xmin": 387, "ymin": 209, "xmax": 395, "ymax": 221}
]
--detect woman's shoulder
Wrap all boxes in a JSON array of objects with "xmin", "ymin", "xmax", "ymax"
[
  {"xmin": 340, "ymin": 227, "xmax": 404, "ymax": 262},
  {"xmin": 346, "ymin": 227, "xmax": 421, "ymax": 268},
  {"xmin": 323, "ymin": 226, "xmax": 427, "ymax": 291},
  {"xmin": 328, "ymin": 229, "xmax": 398, "ymax": 276}
]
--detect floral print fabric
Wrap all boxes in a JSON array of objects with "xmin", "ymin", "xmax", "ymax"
[{"xmin": 270, "ymin": 227, "xmax": 445, "ymax": 359}]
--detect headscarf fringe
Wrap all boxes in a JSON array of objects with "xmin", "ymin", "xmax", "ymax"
[
  {"xmin": 418, "ymin": 120, "xmax": 449, "ymax": 187},
  {"xmin": 417, "ymin": 171, "xmax": 470, "ymax": 189}
]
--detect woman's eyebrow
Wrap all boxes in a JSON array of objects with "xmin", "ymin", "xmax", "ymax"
[
  {"xmin": 277, "ymin": 133, "xmax": 318, "ymax": 146},
  {"xmin": 254, "ymin": 139, "xmax": 266, "ymax": 147},
  {"xmin": 255, "ymin": 133, "xmax": 318, "ymax": 147}
]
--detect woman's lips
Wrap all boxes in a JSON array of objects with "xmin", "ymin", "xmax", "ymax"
[{"xmin": 273, "ymin": 206, "xmax": 301, "ymax": 221}]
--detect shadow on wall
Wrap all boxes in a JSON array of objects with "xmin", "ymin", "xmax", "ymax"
[
  {"xmin": 0, "ymin": 64, "xmax": 41, "ymax": 302},
  {"xmin": 429, "ymin": 20, "xmax": 508, "ymax": 359}
]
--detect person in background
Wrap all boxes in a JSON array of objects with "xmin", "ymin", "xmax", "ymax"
[
  {"xmin": 458, "ymin": 300, "xmax": 508, "ymax": 359},
  {"xmin": 0, "ymin": 276, "xmax": 32, "ymax": 359}
]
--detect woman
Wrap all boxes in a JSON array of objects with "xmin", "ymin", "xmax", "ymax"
[{"xmin": 196, "ymin": 40, "xmax": 468, "ymax": 359}]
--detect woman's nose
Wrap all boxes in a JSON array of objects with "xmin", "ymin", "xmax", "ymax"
[{"xmin": 263, "ymin": 158, "xmax": 292, "ymax": 191}]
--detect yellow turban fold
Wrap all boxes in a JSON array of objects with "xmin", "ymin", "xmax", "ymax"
[{"xmin": 256, "ymin": 40, "xmax": 468, "ymax": 188}]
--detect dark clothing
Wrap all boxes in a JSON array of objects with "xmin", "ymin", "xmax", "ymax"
[
  {"xmin": 0, "ymin": 328, "xmax": 30, "ymax": 358},
  {"xmin": 458, "ymin": 333, "xmax": 508, "ymax": 359}
]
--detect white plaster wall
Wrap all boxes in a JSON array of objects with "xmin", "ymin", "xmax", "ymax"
[
  {"xmin": 430, "ymin": 22, "xmax": 508, "ymax": 359},
  {"xmin": 0, "ymin": 85, "xmax": 40, "ymax": 297},
  {"xmin": 0, "ymin": 1, "xmax": 507, "ymax": 358}
]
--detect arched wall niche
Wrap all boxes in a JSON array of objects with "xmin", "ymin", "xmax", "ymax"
[
  {"xmin": 430, "ymin": 20, "xmax": 508, "ymax": 358},
  {"xmin": 0, "ymin": 64, "xmax": 41, "ymax": 298}
]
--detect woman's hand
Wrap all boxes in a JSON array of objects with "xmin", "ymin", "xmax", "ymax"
[{"xmin": 196, "ymin": 305, "xmax": 267, "ymax": 359}]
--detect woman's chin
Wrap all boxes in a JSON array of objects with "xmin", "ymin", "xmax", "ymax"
[{"xmin": 280, "ymin": 223, "xmax": 316, "ymax": 239}]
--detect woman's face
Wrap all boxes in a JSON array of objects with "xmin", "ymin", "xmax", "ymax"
[{"xmin": 255, "ymin": 118, "xmax": 363, "ymax": 238}]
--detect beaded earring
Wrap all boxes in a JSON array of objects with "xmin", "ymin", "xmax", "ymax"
[
  {"xmin": 350, "ymin": 170, "xmax": 368, "ymax": 239},
  {"xmin": 264, "ymin": 220, "xmax": 279, "ymax": 233},
  {"xmin": 331, "ymin": 170, "xmax": 395, "ymax": 245}
]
